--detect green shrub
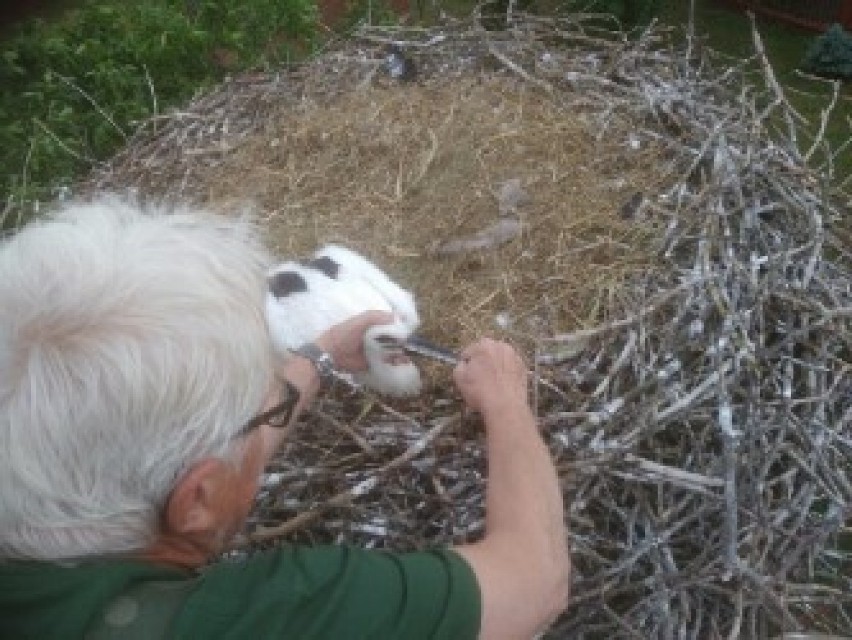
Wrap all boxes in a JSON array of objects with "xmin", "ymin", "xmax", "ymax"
[
  {"xmin": 801, "ymin": 23, "xmax": 852, "ymax": 80},
  {"xmin": 0, "ymin": 0, "xmax": 317, "ymax": 228}
]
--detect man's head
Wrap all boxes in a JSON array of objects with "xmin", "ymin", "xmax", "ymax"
[{"xmin": 0, "ymin": 197, "xmax": 274, "ymax": 561}]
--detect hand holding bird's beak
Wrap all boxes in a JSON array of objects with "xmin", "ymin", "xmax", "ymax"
[{"xmin": 315, "ymin": 310, "xmax": 396, "ymax": 372}]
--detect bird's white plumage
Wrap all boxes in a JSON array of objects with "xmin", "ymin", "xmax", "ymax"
[
  {"xmin": 265, "ymin": 245, "xmax": 422, "ymax": 397},
  {"xmin": 315, "ymin": 245, "xmax": 418, "ymax": 326}
]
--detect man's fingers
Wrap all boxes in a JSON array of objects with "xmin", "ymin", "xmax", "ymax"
[
  {"xmin": 459, "ymin": 338, "xmax": 516, "ymax": 364},
  {"xmin": 332, "ymin": 310, "xmax": 395, "ymax": 339},
  {"xmin": 354, "ymin": 310, "xmax": 396, "ymax": 329},
  {"xmin": 459, "ymin": 338, "xmax": 491, "ymax": 361}
]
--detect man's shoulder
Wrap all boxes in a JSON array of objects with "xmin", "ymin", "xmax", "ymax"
[
  {"xmin": 185, "ymin": 545, "xmax": 482, "ymax": 640},
  {"xmin": 0, "ymin": 547, "xmax": 481, "ymax": 640}
]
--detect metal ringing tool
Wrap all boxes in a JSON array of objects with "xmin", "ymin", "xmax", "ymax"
[
  {"xmin": 402, "ymin": 335, "xmax": 460, "ymax": 366},
  {"xmin": 371, "ymin": 332, "xmax": 459, "ymax": 366}
]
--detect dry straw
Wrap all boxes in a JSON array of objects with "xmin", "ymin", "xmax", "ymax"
[{"xmin": 77, "ymin": 6, "xmax": 852, "ymax": 637}]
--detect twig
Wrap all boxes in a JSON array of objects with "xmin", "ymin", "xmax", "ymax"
[
  {"xmin": 246, "ymin": 415, "xmax": 457, "ymax": 543},
  {"xmin": 52, "ymin": 71, "xmax": 128, "ymax": 140},
  {"xmin": 32, "ymin": 118, "xmax": 98, "ymax": 165}
]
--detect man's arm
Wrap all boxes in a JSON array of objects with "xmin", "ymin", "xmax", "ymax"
[{"xmin": 452, "ymin": 339, "xmax": 570, "ymax": 640}]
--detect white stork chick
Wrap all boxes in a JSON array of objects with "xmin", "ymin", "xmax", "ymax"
[{"xmin": 265, "ymin": 245, "xmax": 422, "ymax": 397}]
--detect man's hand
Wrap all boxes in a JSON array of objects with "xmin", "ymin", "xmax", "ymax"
[
  {"xmin": 453, "ymin": 339, "xmax": 528, "ymax": 416},
  {"xmin": 315, "ymin": 310, "xmax": 394, "ymax": 372}
]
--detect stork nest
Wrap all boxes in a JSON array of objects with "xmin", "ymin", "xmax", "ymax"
[{"xmin": 83, "ymin": 10, "xmax": 852, "ymax": 638}]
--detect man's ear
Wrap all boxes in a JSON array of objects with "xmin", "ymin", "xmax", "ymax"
[{"xmin": 162, "ymin": 458, "xmax": 229, "ymax": 535}]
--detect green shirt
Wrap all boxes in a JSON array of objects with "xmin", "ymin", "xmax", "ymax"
[{"xmin": 0, "ymin": 546, "xmax": 481, "ymax": 639}]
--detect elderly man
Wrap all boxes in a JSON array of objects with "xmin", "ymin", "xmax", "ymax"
[{"xmin": 0, "ymin": 198, "xmax": 569, "ymax": 639}]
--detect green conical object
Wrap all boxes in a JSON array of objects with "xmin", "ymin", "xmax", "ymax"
[{"xmin": 802, "ymin": 23, "xmax": 852, "ymax": 80}]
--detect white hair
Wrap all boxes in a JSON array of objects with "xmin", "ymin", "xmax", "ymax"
[{"xmin": 0, "ymin": 196, "xmax": 274, "ymax": 560}]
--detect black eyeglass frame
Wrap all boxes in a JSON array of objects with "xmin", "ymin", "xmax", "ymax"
[{"xmin": 234, "ymin": 378, "xmax": 301, "ymax": 439}]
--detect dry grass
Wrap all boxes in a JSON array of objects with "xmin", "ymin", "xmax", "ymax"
[
  {"xmin": 208, "ymin": 76, "xmax": 666, "ymax": 350},
  {"xmin": 88, "ymin": 70, "xmax": 670, "ymax": 355}
]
